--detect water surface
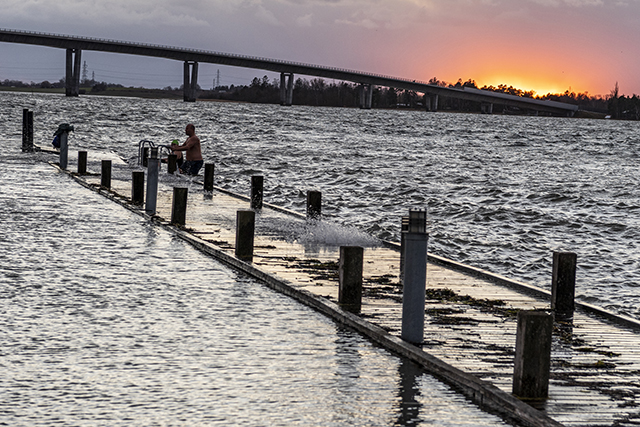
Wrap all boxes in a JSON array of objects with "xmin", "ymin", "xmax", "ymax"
[{"xmin": 5, "ymin": 92, "xmax": 640, "ymax": 320}]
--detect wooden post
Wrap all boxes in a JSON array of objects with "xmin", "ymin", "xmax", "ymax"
[
  {"xmin": 132, "ymin": 171, "xmax": 145, "ymax": 205},
  {"xmin": 168, "ymin": 154, "xmax": 177, "ymax": 174},
  {"xmin": 77, "ymin": 151, "xmax": 87, "ymax": 174},
  {"xmin": 307, "ymin": 190, "xmax": 321, "ymax": 220},
  {"xmin": 551, "ymin": 252, "xmax": 577, "ymax": 318},
  {"xmin": 171, "ymin": 187, "xmax": 189, "ymax": 226},
  {"xmin": 339, "ymin": 246, "xmax": 364, "ymax": 313},
  {"xmin": 101, "ymin": 160, "xmax": 111, "ymax": 190},
  {"xmin": 251, "ymin": 175, "xmax": 264, "ymax": 210},
  {"xmin": 27, "ymin": 110, "xmax": 34, "ymax": 152},
  {"xmin": 513, "ymin": 310, "xmax": 553, "ymax": 399},
  {"xmin": 59, "ymin": 132, "xmax": 69, "ymax": 170},
  {"xmin": 401, "ymin": 210, "xmax": 428, "ymax": 344},
  {"xmin": 204, "ymin": 163, "xmax": 215, "ymax": 192},
  {"xmin": 22, "ymin": 108, "xmax": 28, "ymax": 152},
  {"xmin": 235, "ymin": 210, "xmax": 255, "ymax": 261},
  {"xmin": 21, "ymin": 109, "xmax": 33, "ymax": 152}
]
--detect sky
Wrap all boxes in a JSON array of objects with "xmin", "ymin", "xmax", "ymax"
[{"xmin": 1, "ymin": 0, "xmax": 639, "ymax": 97}]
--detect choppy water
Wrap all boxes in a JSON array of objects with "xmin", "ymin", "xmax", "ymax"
[
  {"xmin": 0, "ymin": 154, "xmax": 506, "ymax": 425},
  {"xmin": 5, "ymin": 92, "xmax": 640, "ymax": 318}
]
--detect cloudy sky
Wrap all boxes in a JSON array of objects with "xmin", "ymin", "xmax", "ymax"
[{"xmin": 1, "ymin": 0, "xmax": 638, "ymax": 96}]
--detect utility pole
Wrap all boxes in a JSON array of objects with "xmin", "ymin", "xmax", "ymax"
[
  {"xmin": 216, "ymin": 69, "xmax": 220, "ymax": 88},
  {"xmin": 82, "ymin": 61, "xmax": 88, "ymax": 85}
]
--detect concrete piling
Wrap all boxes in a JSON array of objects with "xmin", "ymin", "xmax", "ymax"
[
  {"xmin": 204, "ymin": 163, "xmax": 215, "ymax": 192},
  {"xmin": 551, "ymin": 252, "xmax": 577, "ymax": 318},
  {"xmin": 513, "ymin": 310, "xmax": 553, "ymax": 399},
  {"xmin": 77, "ymin": 151, "xmax": 87, "ymax": 174},
  {"xmin": 307, "ymin": 190, "xmax": 322, "ymax": 220},
  {"xmin": 132, "ymin": 171, "xmax": 145, "ymax": 205},
  {"xmin": 339, "ymin": 246, "xmax": 364, "ymax": 313},
  {"xmin": 401, "ymin": 210, "xmax": 428, "ymax": 344},
  {"xmin": 235, "ymin": 210, "xmax": 255, "ymax": 261},
  {"xmin": 145, "ymin": 147, "xmax": 159, "ymax": 215},
  {"xmin": 251, "ymin": 175, "xmax": 264, "ymax": 210},
  {"xmin": 400, "ymin": 216, "xmax": 409, "ymax": 284},
  {"xmin": 168, "ymin": 154, "xmax": 177, "ymax": 174},
  {"xmin": 171, "ymin": 187, "xmax": 189, "ymax": 226},
  {"xmin": 101, "ymin": 160, "xmax": 111, "ymax": 190}
]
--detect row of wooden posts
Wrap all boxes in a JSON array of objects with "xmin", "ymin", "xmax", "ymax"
[{"xmin": 61, "ymin": 137, "xmax": 575, "ymax": 402}]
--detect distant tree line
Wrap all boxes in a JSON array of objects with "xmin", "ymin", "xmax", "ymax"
[
  {"xmin": 0, "ymin": 77, "xmax": 125, "ymax": 94},
  {"xmin": 200, "ymin": 75, "xmax": 640, "ymax": 119},
  {"xmin": 3, "ymin": 75, "xmax": 639, "ymax": 119},
  {"xmin": 2, "ymin": 78, "xmax": 66, "ymax": 89}
]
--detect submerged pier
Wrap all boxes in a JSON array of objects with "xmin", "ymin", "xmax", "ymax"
[{"xmin": 44, "ymin": 148, "xmax": 640, "ymax": 427}]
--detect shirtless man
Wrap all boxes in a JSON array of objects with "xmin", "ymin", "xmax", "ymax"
[{"xmin": 171, "ymin": 123, "xmax": 203, "ymax": 175}]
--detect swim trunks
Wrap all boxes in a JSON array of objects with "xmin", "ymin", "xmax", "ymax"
[{"xmin": 180, "ymin": 160, "xmax": 203, "ymax": 176}]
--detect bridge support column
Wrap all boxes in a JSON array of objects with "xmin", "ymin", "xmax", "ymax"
[
  {"xmin": 358, "ymin": 84, "xmax": 373, "ymax": 109},
  {"xmin": 280, "ymin": 73, "xmax": 294, "ymax": 106},
  {"xmin": 183, "ymin": 61, "xmax": 199, "ymax": 102},
  {"xmin": 65, "ymin": 48, "xmax": 82, "ymax": 97},
  {"xmin": 426, "ymin": 94, "xmax": 438, "ymax": 112},
  {"xmin": 481, "ymin": 103, "xmax": 493, "ymax": 114}
]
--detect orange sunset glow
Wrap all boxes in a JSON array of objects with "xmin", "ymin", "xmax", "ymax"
[{"xmin": 1, "ymin": 0, "xmax": 639, "ymax": 97}]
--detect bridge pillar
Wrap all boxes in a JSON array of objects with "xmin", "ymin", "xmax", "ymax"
[
  {"xmin": 65, "ymin": 48, "xmax": 82, "ymax": 97},
  {"xmin": 426, "ymin": 94, "xmax": 438, "ymax": 112},
  {"xmin": 365, "ymin": 84, "xmax": 373, "ymax": 109},
  {"xmin": 183, "ymin": 61, "xmax": 199, "ymax": 102},
  {"xmin": 481, "ymin": 103, "xmax": 493, "ymax": 114},
  {"xmin": 358, "ymin": 84, "xmax": 373, "ymax": 109},
  {"xmin": 280, "ymin": 72, "xmax": 294, "ymax": 106}
]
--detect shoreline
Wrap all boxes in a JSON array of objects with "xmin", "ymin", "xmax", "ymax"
[{"xmin": 0, "ymin": 86, "xmax": 608, "ymax": 118}]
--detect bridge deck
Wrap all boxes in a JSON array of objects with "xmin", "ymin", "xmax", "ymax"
[
  {"xmin": 63, "ymin": 153, "xmax": 640, "ymax": 427},
  {"xmin": 2, "ymin": 28, "xmax": 578, "ymax": 115}
]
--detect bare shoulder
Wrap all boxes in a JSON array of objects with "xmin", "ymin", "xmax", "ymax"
[{"xmin": 187, "ymin": 135, "xmax": 200, "ymax": 146}]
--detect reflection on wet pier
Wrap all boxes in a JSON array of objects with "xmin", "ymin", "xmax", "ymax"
[
  {"xmin": 2, "ymin": 153, "xmax": 510, "ymax": 427},
  {"xmin": 51, "ymin": 148, "xmax": 640, "ymax": 427}
]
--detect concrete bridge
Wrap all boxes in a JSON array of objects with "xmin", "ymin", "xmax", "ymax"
[{"xmin": 0, "ymin": 28, "xmax": 578, "ymax": 116}]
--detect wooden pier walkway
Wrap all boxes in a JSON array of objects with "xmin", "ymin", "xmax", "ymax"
[{"xmin": 55, "ymin": 153, "xmax": 640, "ymax": 427}]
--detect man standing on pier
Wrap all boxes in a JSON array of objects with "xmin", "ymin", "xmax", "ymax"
[{"xmin": 171, "ymin": 123, "xmax": 203, "ymax": 175}]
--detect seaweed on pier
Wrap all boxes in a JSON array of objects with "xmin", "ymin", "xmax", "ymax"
[
  {"xmin": 203, "ymin": 239, "xmax": 233, "ymax": 249},
  {"xmin": 554, "ymin": 324, "xmax": 587, "ymax": 347},
  {"xmin": 574, "ymin": 347, "xmax": 619, "ymax": 357},
  {"xmin": 431, "ymin": 316, "xmax": 481, "ymax": 326},
  {"xmin": 554, "ymin": 359, "xmax": 617, "ymax": 369},
  {"xmin": 425, "ymin": 308, "xmax": 465, "ymax": 316},
  {"xmin": 367, "ymin": 274, "xmax": 397, "ymax": 285},
  {"xmin": 286, "ymin": 258, "xmax": 339, "ymax": 281},
  {"xmin": 423, "ymin": 288, "xmax": 514, "ymax": 319},
  {"xmin": 362, "ymin": 275, "xmax": 402, "ymax": 300}
]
